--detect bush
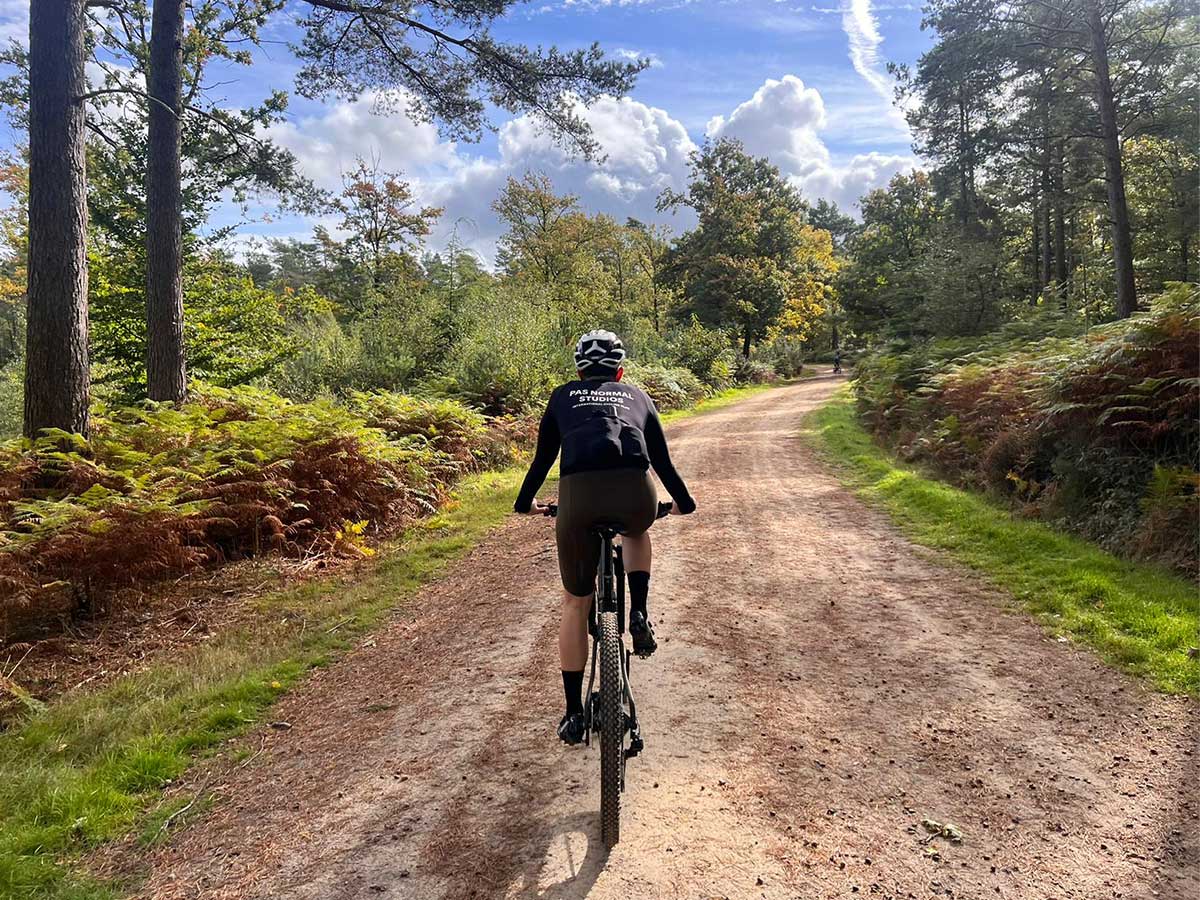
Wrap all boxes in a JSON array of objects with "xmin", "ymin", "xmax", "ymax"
[
  {"xmin": 447, "ymin": 283, "xmax": 572, "ymax": 414},
  {"xmin": 732, "ymin": 357, "xmax": 777, "ymax": 385},
  {"xmin": 762, "ymin": 338, "xmax": 807, "ymax": 378},
  {"xmin": 624, "ymin": 362, "xmax": 707, "ymax": 411},
  {"xmin": 851, "ymin": 285, "xmax": 1199, "ymax": 573},
  {"xmin": 0, "ymin": 384, "xmax": 526, "ymax": 640},
  {"xmin": 667, "ymin": 318, "xmax": 734, "ymax": 389},
  {"xmin": 0, "ymin": 356, "xmax": 20, "ymax": 440}
]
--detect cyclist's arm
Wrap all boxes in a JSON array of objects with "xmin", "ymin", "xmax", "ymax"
[
  {"xmin": 644, "ymin": 412, "xmax": 696, "ymax": 514},
  {"xmin": 514, "ymin": 404, "xmax": 560, "ymax": 513}
]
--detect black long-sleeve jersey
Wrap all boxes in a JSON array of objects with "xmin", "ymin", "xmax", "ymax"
[{"xmin": 513, "ymin": 378, "xmax": 696, "ymax": 514}]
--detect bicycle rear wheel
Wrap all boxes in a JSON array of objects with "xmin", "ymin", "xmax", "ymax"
[{"xmin": 598, "ymin": 610, "xmax": 623, "ymax": 848}]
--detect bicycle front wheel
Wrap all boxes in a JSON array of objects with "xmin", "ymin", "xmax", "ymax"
[{"xmin": 598, "ymin": 610, "xmax": 623, "ymax": 848}]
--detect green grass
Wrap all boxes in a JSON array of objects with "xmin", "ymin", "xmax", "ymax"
[
  {"xmin": 805, "ymin": 391, "xmax": 1200, "ymax": 696},
  {"xmin": 659, "ymin": 380, "xmax": 782, "ymax": 423},
  {"xmin": 0, "ymin": 466, "xmax": 538, "ymax": 900},
  {"xmin": 0, "ymin": 381, "xmax": 779, "ymax": 900}
]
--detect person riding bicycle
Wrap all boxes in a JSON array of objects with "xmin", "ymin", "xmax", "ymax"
[
  {"xmin": 514, "ymin": 330, "xmax": 696, "ymax": 745},
  {"xmin": 833, "ymin": 348, "xmax": 843, "ymax": 374}
]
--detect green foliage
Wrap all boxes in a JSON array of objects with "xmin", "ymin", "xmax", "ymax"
[
  {"xmin": 731, "ymin": 357, "xmax": 778, "ymax": 385},
  {"xmin": 659, "ymin": 139, "xmax": 831, "ymax": 354},
  {"xmin": 664, "ymin": 317, "xmax": 734, "ymax": 389},
  {"xmin": 0, "ymin": 465, "xmax": 537, "ymax": 900},
  {"xmin": 0, "ymin": 358, "xmax": 20, "ymax": 440},
  {"xmin": 622, "ymin": 362, "xmax": 706, "ymax": 411},
  {"xmin": 851, "ymin": 285, "xmax": 1200, "ymax": 572},
  {"xmin": 0, "ymin": 384, "xmax": 528, "ymax": 639},
  {"xmin": 443, "ymin": 282, "xmax": 574, "ymax": 414},
  {"xmin": 89, "ymin": 250, "xmax": 326, "ymax": 401},
  {"xmin": 759, "ymin": 337, "xmax": 808, "ymax": 378},
  {"xmin": 807, "ymin": 392, "xmax": 1198, "ymax": 695}
]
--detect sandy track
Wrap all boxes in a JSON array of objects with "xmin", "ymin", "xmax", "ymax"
[{"xmin": 122, "ymin": 377, "xmax": 1197, "ymax": 900}]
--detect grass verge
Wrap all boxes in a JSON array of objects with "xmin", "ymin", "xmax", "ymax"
[
  {"xmin": 804, "ymin": 391, "xmax": 1199, "ymax": 696},
  {"xmin": 0, "ymin": 466, "xmax": 538, "ymax": 900},
  {"xmin": 0, "ymin": 380, "xmax": 775, "ymax": 900}
]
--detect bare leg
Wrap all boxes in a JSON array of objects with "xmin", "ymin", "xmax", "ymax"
[
  {"xmin": 621, "ymin": 531, "xmax": 652, "ymax": 573},
  {"xmin": 559, "ymin": 590, "xmax": 592, "ymax": 671}
]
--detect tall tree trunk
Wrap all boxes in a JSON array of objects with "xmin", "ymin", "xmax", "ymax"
[
  {"xmin": 1087, "ymin": 3, "xmax": 1137, "ymax": 318},
  {"xmin": 741, "ymin": 326, "xmax": 752, "ymax": 358},
  {"xmin": 1181, "ymin": 235, "xmax": 1191, "ymax": 283},
  {"xmin": 24, "ymin": 0, "xmax": 90, "ymax": 438},
  {"xmin": 1031, "ymin": 173, "xmax": 1042, "ymax": 305},
  {"xmin": 1040, "ymin": 162, "xmax": 1052, "ymax": 295},
  {"xmin": 146, "ymin": 0, "xmax": 187, "ymax": 401},
  {"xmin": 1053, "ymin": 143, "xmax": 1068, "ymax": 294}
]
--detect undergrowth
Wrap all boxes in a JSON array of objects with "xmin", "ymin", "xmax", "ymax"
[
  {"xmin": 806, "ymin": 391, "xmax": 1199, "ymax": 696},
  {"xmin": 852, "ymin": 284, "xmax": 1199, "ymax": 573},
  {"xmin": 0, "ymin": 385, "xmax": 532, "ymax": 640},
  {"xmin": 0, "ymin": 466, "xmax": 534, "ymax": 900}
]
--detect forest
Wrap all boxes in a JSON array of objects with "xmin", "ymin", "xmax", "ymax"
[
  {"xmin": 0, "ymin": 0, "xmax": 1194, "ymax": 641},
  {"xmin": 0, "ymin": 2, "xmax": 1196, "ymax": 898}
]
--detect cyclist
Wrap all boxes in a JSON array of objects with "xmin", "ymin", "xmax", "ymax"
[
  {"xmin": 833, "ymin": 348, "xmax": 843, "ymax": 374},
  {"xmin": 514, "ymin": 330, "xmax": 696, "ymax": 745}
]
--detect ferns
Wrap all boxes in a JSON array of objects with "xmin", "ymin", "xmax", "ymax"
[
  {"xmin": 853, "ymin": 285, "xmax": 1199, "ymax": 572},
  {"xmin": 0, "ymin": 385, "xmax": 530, "ymax": 640}
]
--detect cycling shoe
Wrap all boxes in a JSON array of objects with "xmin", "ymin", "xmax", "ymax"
[
  {"xmin": 557, "ymin": 711, "xmax": 587, "ymax": 745},
  {"xmin": 629, "ymin": 610, "xmax": 658, "ymax": 658}
]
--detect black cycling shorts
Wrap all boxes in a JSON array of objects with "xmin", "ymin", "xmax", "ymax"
[{"xmin": 555, "ymin": 468, "xmax": 657, "ymax": 596}]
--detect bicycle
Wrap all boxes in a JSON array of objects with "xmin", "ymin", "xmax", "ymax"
[{"xmin": 543, "ymin": 499, "xmax": 673, "ymax": 848}]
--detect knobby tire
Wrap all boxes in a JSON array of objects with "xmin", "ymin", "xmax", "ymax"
[{"xmin": 599, "ymin": 610, "xmax": 623, "ymax": 848}]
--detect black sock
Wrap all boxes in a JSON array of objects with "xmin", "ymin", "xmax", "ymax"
[
  {"xmin": 628, "ymin": 570, "xmax": 650, "ymax": 618},
  {"xmin": 562, "ymin": 669, "xmax": 584, "ymax": 715}
]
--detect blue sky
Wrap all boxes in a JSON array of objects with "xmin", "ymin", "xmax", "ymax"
[{"xmin": 0, "ymin": 0, "xmax": 932, "ymax": 262}]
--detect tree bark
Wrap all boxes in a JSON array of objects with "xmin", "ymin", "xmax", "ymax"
[
  {"xmin": 146, "ymin": 0, "xmax": 187, "ymax": 401},
  {"xmin": 1053, "ymin": 143, "xmax": 1068, "ymax": 294},
  {"xmin": 1031, "ymin": 173, "xmax": 1042, "ymax": 305},
  {"xmin": 1040, "ymin": 159, "xmax": 1053, "ymax": 295},
  {"xmin": 24, "ymin": 0, "xmax": 90, "ymax": 438},
  {"xmin": 1087, "ymin": 3, "xmax": 1137, "ymax": 318}
]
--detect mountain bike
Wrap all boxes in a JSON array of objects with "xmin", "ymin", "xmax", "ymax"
[{"xmin": 544, "ymin": 499, "xmax": 673, "ymax": 848}]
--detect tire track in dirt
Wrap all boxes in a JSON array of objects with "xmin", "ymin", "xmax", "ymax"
[{"xmin": 118, "ymin": 376, "xmax": 1197, "ymax": 900}]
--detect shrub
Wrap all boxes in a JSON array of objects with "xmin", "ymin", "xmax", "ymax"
[
  {"xmin": 763, "ymin": 338, "xmax": 807, "ymax": 378},
  {"xmin": 448, "ymin": 284, "xmax": 572, "ymax": 414},
  {"xmin": 851, "ymin": 285, "xmax": 1199, "ymax": 573},
  {"xmin": 0, "ymin": 356, "xmax": 20, "ymax": 440},
  {"xmin": 623, "ymin": 362, "xmax": 707, "ymax": 411},
  {"xmin": 667, "ymin": 318, "xmax": 735, "ymax": 389},
  {"xmin": 732, "ymin": 357, "xmax": 777, "ymax": 385},
  {"xmin": 0, "ymin": 384, "xmax": 524, "ymax": 640}
]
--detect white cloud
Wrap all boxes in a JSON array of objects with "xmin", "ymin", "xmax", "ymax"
[
  {"xmin": 706, "ymin": 75, "xmax": 830, "ymax": 176},
  {"xmin": 264, "ymin": 91, "xmax": 699, "ymax": 264},
  {"xmin": 840, "ymin": 0, "xmax": 909, "ymax": 130},
  {"xmin": 263, "ymin": 93, "xmax": 462, "ymax": 193},
  {"xmin": 706, "ymin": 74, "xmax": 915, "ymax": 212},
  {"xmin": 0, "ymin": 0, "xmax": 27, "ymax": 46},
  {"xmin": 257, "ymin": 72, "xmax": 915, "ymax": 262},
  {"xmin": 613, "ymin": 48, "xmax": 665, "ymax": 68}
]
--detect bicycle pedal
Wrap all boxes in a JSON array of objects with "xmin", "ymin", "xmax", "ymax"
[
  {"xmin": 589, "ymin": 692, "xmax": 602, "ymax": 731},
  {"xmin": 626, "ymin": 731, "xmax": 644, "ymax": 759}
]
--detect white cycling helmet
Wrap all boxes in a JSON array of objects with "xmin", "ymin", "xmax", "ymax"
[{"xmin": 574, "ymin": 329, "xmax": 626, "ymax": 377}]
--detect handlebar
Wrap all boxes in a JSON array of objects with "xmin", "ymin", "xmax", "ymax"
[{"xmin": 541, "ymin": 501, "xmax": 674, "ymax": 520}]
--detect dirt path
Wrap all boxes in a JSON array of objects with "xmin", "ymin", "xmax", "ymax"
[{"xmin": 120, "ymin": 377, "xmax": 1198, "ymax": 900}]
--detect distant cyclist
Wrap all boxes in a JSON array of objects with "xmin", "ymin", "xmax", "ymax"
[
  {"xmin": 833, "ymin": 348, "xmax": 843, "ymax": 374},
  {"xmin": 514, "ymin": 330, "xmax": 696, "ymax": 745}
]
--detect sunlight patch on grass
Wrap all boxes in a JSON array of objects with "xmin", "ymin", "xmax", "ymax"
[{"xmin": 805, "ymin": 390, "xmax": 1199, "ymax": 696}]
